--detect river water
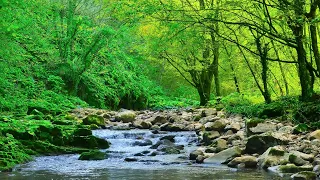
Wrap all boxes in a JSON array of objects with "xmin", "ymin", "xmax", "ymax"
[{"xmin": 0, "ymin": 130, "xmax": 286, "ymax": 180}]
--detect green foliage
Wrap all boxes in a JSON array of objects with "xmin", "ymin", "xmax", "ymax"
[
  {"xmin": 149, "ymin": 95, "xmax": 199, "ymax": 110},
  {"xmin": 0, "ymin": 134, "xmax": 32, "ymax": 171},
  {"xmin": 221, "ymin": 93, "xmax": 299, "ymax": 118}
]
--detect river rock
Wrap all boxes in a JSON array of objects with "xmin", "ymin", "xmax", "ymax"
[
  {"xmin": 203, "ymin": 146, "xmax": 242, "ymax": 164},
  {"xmin": 133, "ymin": 120, "xmax": 152, "ymax": 129},
  {"xmin": 202, "ymin": 108, "xmax": 217, "ymax": 117},
  {"xmin": 279, "ymin": 164, "xmax": 313, "ymax": 173},
  {"xmin": 289, "ymin": 154, "xmax": 309, "ymax": 166},
  {"xmin": 309, "ymin": 130, "xmax": 320, "ymax": 140},
  {"xmin": 160, "ymin": 135, "xmax": 175, "ymax": 142},
  {"xmin": 186, "ymin": 123, "xmax": 203, "ymax": 131},
  {"xmin": 257, "ymin": 146, "xmax": 288, "ymax": 169},
  {"xmin": 124, "ymin": 157, "xmax": 138, "ymax": 162},
  {"xmin": 160, "ymin": 123, "xmax": 185, "ymax": 131},
  {"xmin": 199, "ymin": 116, "xmax": 220, "ymax": 124},
  {"xmin": 204, "ymin": 120, "xmax": 227, "ymax": 131},
  {"xmin": 133, "ymin": 139, "xmax": 153, "ymax": 146},
  {"xmin": 151, "ymin": 115, "xmax": 167, "ymax": 125},
  {"xmin": 202, "ymin": 131, "xmax": 220, "ymax": 145},
  {"xmin": 227, "ymin": 155, "xmax": 257, "ymax": 168},
  {"xmin": 290, "ymin": 151, "xmax": 315, "ymax": 162},
  {"xmin": 245, "ymin": 132, "xmax": 289, "ymax": 154},
  {"xmin": 115, "ymin": 110, "xmax": 136, "ymax": 123},
  {"xmin": 248, "ymin": 122, "xmax": 277, "ymax": 135},
  {"xmin": 151, "ymin": 139, "xmax": 173, "ymax": 149},
  {"xmin": 212, "ymin": 139, "xmax": 228, "ymax": 152},
  {"xmin": 190, "ymin": 150, "xmax": 204, "ymax": 160},
  {"xmin": 224, "ymin": 123, "xmax": 241, "ymax": 133},
  {"xmin": 278, "ymin": 126, "xmax": 294, "ymax": 134},
  {"xmin": 196, "ymin": 155, "xmax": 205, "ymax": 163},
  {"xmin": 157, "ymin": 145, "xmax": 181, "ymax": 154},
  {"xmin": 291, "ymin": 171, "xmax": 317, "ymax": 180},
  {"xmin": 78, "ymin": 150, "xmax": 106, "ymax": 160},
  {"xmin": 313, "ymin": 165, "xmax": 320, "ymax": 175}
]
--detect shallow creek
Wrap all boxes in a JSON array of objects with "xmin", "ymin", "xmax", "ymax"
[{"xmin": 0, "ymin": 130, "xmax": 286, "ymax": 180}]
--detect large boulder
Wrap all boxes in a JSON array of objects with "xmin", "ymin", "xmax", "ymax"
[
  {"xmin": 227, "ymin": 156, "xmax": 258, "ymax": 168},
  {"xmin": 203, "ymin": 146, "xmax": 242, "ymax": 164},
  {"xmin": 78, "ymin": 150, "xmax": 106, "ymax": 160},
  {"xmin": 115, "ymin": 110, "xmax": 136, "ymax": 123},
  {"xmin": 245, "ymin": 132, "xmax": 289, "ymax": 154}
]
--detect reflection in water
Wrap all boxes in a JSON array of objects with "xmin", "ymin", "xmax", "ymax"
[{"xmin": 0, "ymin": 130, "xmax": 287, "ymax": 180}]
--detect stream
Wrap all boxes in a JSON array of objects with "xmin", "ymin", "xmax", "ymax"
[{"xmin": 0, "ymin": 130, "xmax": 286, "ymax": 180}]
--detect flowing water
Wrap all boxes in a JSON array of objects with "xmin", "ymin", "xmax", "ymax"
[{"xmin": 0, "ymin": 130, "xmax": 286, "ymax": 180}]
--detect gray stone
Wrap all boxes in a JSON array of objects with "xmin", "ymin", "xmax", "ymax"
[
  {"xmin": 151, "ymin": 115, "xmax": 167, "ymax": 125},
  {"xmin": 249, "ymin": 123, "xmax": 277, "ymax": 134},
  {"xmin": 204, "ymin": 120, "xmax": 227, "ymax": 131},
  {"xmin": 257, "ymin": 146, "xmax": 288, "ymax": 169},
  {"xmin": 225, "ymin": 123, "xmax": 241, "ymax": 133},
  {"xmin": 291, "ymin": 171, "xmax": 317, "ymax": 180},
  {"xmin": 190, "ymin": 150, "xmax": 204, "ymax": 160},
  {"xmin": 196, "ymin": 155, "xmax": 205, "ymax": 163},
  {"xmin": 278, "ymin": 125, "xmax": 294, "ymax": 134},
  {"xmin": 227, "ymin": 156, "xmax": 258, "ymax": 168},
  {"xmin": 245, "ymin": 132, "xmax": 289, "ymax": 154},
  {"xmin": 203, "ymin": 146, "xmax": 242, "ymax": 164},
  {"xmin": 289, "ymin": 154, "xmax": 309, "ymax": 166},
  {"xmin": 115, "ymin": 110, "xmax": 136, "ymax": 123}
]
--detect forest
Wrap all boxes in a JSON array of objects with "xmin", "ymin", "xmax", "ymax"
[{"xmin": 1, "ymin": 0, "xmax": 320, "ymax": 179}]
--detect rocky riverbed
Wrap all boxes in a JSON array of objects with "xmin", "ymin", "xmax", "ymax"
[{"xmin": 67, "ymin": 107, "xmax": 320, "ymax": 180}]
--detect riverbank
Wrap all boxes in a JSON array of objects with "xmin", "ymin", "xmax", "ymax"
[
  {"xmin": 0, "ymin": 113, "xmax": 110, "ymax": 171},
  {"xmin": 69, "ymin": 107, "xmax": 320, "ymax": 180}
]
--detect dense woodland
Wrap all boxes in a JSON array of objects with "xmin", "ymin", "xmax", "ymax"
[
  {"xmin": 1, "ymin": 0, "xmax": 320, "ymax": 118},
  {"xmin": 2, "ymin": 0, "xmax": 320, "ymax": 173}
]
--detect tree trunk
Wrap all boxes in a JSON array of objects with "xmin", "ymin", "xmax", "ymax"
[
  {"xmin": 197, "ymin": 83, "xmax": 211, "ymax": 106},
  {"xmin": 293, "ymin": 26, "xmax": 313, "ymax": 101}
]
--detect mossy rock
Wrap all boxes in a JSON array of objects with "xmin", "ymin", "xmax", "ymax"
[
  {"xmin": 291, "ymin": 171, "xmax": 317, "ymax": 180},
  {"xmin": 82, "ymin": 115, "xmax": 105, "ymax": 127},
  {"xmin": 245, "ymin": 118, "xmax": 264, "ymax": 136},
  {"xmin": 279, "ymin": 164, "xmax": 313, "ymax": 173},
  {"xmin": 78, "ymin": 150, "xmax": 106, "ymax": 160},
  {"xmin": 73, "ymin": 128, "xmax": 92, "ymax": 136},
  {"xmin": 70, "ymin": 135, "xmax": 109, "ymax": 149}
]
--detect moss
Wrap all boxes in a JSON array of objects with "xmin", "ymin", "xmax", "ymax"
[
  {"xmin": 0, "ymin": 113, "xmax": 110, "ymax": 172},
  {"xmin": 78, "ymin": 150, "xmax": 106, "ymax": 160},
  {"xmin": 269, "ymin": 147, "xmax": 285, "ymax": 156},
  {"xmin": 279, "ymin": 164, "xmax": 313, "ymax": 173},
  {"xmin": 82, "ymin": 115, "xmax": 105, "ymax": 126}
]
